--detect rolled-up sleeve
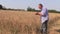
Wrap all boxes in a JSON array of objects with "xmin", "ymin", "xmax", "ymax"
[{"xmin": 41, "ymin": 8, "xmax": 47, "ymax": 16}]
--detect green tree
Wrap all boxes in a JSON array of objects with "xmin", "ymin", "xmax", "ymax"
[
  {"xmin": 27, "ymin": 6, "xmax": 36, "ymax": 11},
  {"xmin": 0, "ymin": 4, "xmax": 3, "ymax": 9}
]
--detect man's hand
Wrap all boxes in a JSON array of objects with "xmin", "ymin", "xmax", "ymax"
[{"xmin": 35, "ymin": 12, "xmax": 42, "ymax": 16}]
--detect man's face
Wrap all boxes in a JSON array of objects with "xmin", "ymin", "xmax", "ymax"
[{"xmin": 38, "ymin": 5, "xmax": 42, "ymax": 9}]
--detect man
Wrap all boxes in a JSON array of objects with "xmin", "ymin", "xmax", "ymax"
[{"xmin": 35, "ymin": 4, "xmax": 49, "ymax": 34}]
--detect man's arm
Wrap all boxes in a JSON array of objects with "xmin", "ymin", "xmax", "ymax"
[{"xmin": 35, "ymin": 8, "xmax": 47, "ymax": 16}]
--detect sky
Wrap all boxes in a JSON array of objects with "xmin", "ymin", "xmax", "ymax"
[{"xmin": 0, "ymin": 0, "xmax": 60, "ymax": 11}]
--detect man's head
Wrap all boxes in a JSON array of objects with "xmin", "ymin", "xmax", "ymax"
[{"xmin": 38, "ymin": 4, "xmax": 43, "ymax": 9}]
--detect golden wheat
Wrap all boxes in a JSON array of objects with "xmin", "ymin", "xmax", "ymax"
[{"xmin": 0, "ymin": 10, "xmax": 60, "ymax": 34}]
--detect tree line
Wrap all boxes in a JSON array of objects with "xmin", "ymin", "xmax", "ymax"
[{"xmin": 0, "ymin": 4, "xmax": 25, "ymax": 11}]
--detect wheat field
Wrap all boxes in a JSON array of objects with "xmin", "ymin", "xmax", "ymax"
[{"xmin": 0, "ymin": 10, "xmax": 60, "ymax": 34}]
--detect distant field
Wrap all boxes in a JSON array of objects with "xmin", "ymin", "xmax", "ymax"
[{"xmin": 0, "ymin": 10, "xmax": 60, "ymax": 34}]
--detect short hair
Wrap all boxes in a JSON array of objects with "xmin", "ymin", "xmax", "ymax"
[{"xmin": 39, "ymin": 4, "xmax": 43, "ymax": 7}]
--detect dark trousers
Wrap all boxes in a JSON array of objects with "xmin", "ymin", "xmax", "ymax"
[{"xmin": 41, "ymin": 20, "xmax": 48, "ymax": 34}]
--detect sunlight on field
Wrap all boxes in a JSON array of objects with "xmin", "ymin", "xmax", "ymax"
[{"xmin": 0, "ymin": 10, "xmax": 60, "ymax": 34}]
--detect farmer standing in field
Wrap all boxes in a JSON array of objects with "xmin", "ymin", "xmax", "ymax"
[{"xmin": 35, "ymin": 4, "xmax": 49, "ymax": 34}]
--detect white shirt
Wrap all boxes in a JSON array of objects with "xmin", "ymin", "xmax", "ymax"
[{"xmin": 40, "ymin": 7, "xmax": 49, "ymax": 23}]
